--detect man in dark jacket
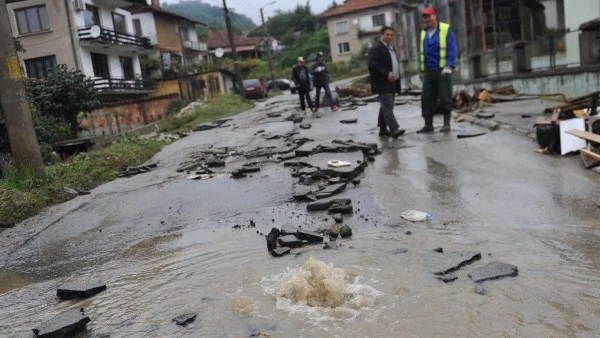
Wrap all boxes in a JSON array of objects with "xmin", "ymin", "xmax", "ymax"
[
  {"xmin": 368, "ymin": 26, "xmax": 405, "ymax": 138},
  {"xmin": 311, "ymin": 52, "xmax": 338, "ymax": 112},
  {"xmin": 291, "ymin": 57, "xmax": 315, "ymax": 114}
]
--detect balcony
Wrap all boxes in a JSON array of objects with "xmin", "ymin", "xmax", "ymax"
[
  {"xmin": 183, "ymin": 40, "xmax": 208, "ymax": 52},
  {"xmin": 78, "ymin": 26, "xmax": 152, "ymax": 51},
  {"xmin": 93, "ymin": 78, "xmax": 157, "ymax": 95}
]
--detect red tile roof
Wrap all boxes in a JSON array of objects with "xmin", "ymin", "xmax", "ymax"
[
  {"xmin": 206, "ymin": 29, "xmax": 262, "ymax": 49},
  {"xmin": 322, "ymin": 0, "xmax": 397, "ymax": 18}
]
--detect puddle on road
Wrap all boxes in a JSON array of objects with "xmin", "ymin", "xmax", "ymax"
[{"xmin": 0, "ymin": 270, "xmax": 36, "ymax": 294}]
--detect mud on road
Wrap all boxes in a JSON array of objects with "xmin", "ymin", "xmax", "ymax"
[{"xmin": 1, "ymin": 90, "xmax": 600, "ymax": 338}]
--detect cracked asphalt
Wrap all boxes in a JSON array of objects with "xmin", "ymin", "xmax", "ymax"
[{"xmin": 1, "ymin": 85, "xmax": 600, "ymax": 338}]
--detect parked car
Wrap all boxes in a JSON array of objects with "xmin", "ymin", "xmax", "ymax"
[
  {"xmin": 266, "ymin": 79, "xmax": 294, "ymax": 92},
  {"xmin": 243, "ymin": 79, "xmax": 266, "ymax": 99}
]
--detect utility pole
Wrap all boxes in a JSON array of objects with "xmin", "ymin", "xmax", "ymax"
[
  {"xmin": 260, "ymin": 2, "xmax": 276, "ymax": 86},
  {"xmin": 222, "ymin": 0, "xmax": 245, "ymax": 99},
  {"xmin": 0, "ymin": 0, "xmax": 45, "ymax": 174}
]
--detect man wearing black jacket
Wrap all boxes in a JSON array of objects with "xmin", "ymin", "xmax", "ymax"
[
  {"xmin": 291, "ymin": 57, "xmax": 315, "ymax": 114},
  {"xmin": 368, "ymin": 26, "xmax": 405, "ymax": 138}
]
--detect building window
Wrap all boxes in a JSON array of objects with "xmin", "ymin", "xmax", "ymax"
[
  {"xmin": 335, "ymin": 21, "xmax": 348, "ymax": 34},
  {"xmin": 119, "ymin": 56, "xmax": 134, "ymax": 79},
  {"xmin": 180, "ymin": 26, "xmax": 189, "ymax": 42},
  {"xmin": 133, "ymin": 19, "xmax": 143, "ymax": 36},
  {"xmin": 372, "ymin": 14, "xmax": 385, "ymax": 27},
  {"xmin": 15, "ymin": 6, "xmax": 50, "ymax": 35},
  {"xmin": 91, "ymin": 53, "xmax": 110, "ymax": 78},
  {"xmin": 83, "ymin": 5, "xmax": 100, "ymax": 27},
  {"xmin": 338, "ymin": 42, "xmax": 351, "ymax": 54},
  {"xmin": 112, "ymin": 13, "xmax": 127, "ymax": 34},
  {"xmin": 24, "ymin": 55, "xmax": 56, "ymax": 79}
]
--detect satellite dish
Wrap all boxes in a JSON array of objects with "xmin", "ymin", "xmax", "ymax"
[
  {"xmin": 89, "ymin": 25, "xmax": 101, "ymax": 38},
  {"xmin": 352, "ymin": 19, "xmax": 359, "ymax": 25},
  {"xmin": 215, "ymin": 48, "xmax": 225, "ymax": 58}
]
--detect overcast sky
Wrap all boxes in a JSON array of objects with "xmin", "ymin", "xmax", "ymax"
[{"xmin": 162, "ymin": 0, "xmax": 330, "ymax": 25}]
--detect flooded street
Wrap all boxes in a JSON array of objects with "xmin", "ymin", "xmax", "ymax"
[{"xmin": 1, "ymin": 89, "xmax": 600, "ymax": 338}]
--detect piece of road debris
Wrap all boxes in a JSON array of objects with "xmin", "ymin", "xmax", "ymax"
[
  {"xmin": 427, "ymin": 251, "xmax": 482, "ymax": 275},
  {"xmin": 436, "ymin": 274, "xmax": 458, "ymax": 283},
  {"xmin": 521, "ymin": 114, "xmax": 531, "ymax": 118},
  {"xmin": 468, "ymin": 261, "xmax": 518, "ymax": 283},
  {"xmin": 173, "ymin": 312, "xmax": 197, "ymax": 326},
  {"xmin": 400, "ymin": 210, "xmax": 431, "ymax": 222},
  {"xmin": 328, "ymin": 160, "xmax": 352, "ymax": 168},
  {"xmin": 33, "ymin": 309, "xmax": 91, "ymax": 338},
  {"xmin": 57, "ymin": 283, "xmax": 107, "ymax": 300},
  {"xmin": 342, "ymin": 106, "xmax": 358, "ymax": 111},
  {"xmin": 457, "ymin": 132, "xmax": 487, "ymax": 139},
  {"xmin": 63, "ymin": 186, "xmax": 91, "ymax": 196},
  {"xmin": 476, "ymin": 112, "xmax": 495, "ymax": 119},
  {"xmin": 340, "ymin": 118, "xmax": 358, "ymax": 124},
  {"xmin": 117, "ymin": 163, "xmax": 158, "ymax": 178},
  {"xmin": 339, "ymin": 225, "xmax": 353, "ymax": 238},
  {"xmin": 299, "ymin": 123, "xmax": 312, "ymax": 130}
]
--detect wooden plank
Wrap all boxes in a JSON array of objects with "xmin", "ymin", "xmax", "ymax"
[
  {"xmin": 580, "ymin": 148, "xmax": 600, "ymax": 161},
  {"xmin": 566, "ymin": 129, "xmax": 600, "ymax": 144}
]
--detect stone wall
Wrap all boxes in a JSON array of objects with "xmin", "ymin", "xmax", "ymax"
[{"xmin": 80, "ymin": 94, "xmax": 178, "ymax": 137}]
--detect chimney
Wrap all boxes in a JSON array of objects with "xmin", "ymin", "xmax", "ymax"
[{"xmin": 151, "ymin": 0, "xmax": 160, "ymax": 7}]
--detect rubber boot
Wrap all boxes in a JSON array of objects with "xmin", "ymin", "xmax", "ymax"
[
  {"xmin": 417, "ymin": 116, "xmax": 434, "ymax": 134},
  {"xmin": 440, "ymin": 113, "xmax": 451, "ymax": 132}
]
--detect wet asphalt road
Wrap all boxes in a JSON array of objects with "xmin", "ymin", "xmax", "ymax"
[{"xmin": 1, "ymin": 88, "xmax": 600, "ymax": 338}]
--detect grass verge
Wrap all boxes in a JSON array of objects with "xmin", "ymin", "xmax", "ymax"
[
  {"xmin": 160, "ymin": 94, "xmax": 254, "ymax": 133},
  {"xmin": 0, "ymin": 137, "xmax": 164, "ymax": 227}
]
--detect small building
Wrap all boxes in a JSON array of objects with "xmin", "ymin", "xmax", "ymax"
[
  {"xmin": 322, "ymin": 0, "xmax": 400, "ymax": 62},
  {"xmin": 206, "ymin": 29, "xmax": 263, "ymax": 61},
  {"xmin": 6, "ymin": 0, "xmax": 157, "ymax": 102}
]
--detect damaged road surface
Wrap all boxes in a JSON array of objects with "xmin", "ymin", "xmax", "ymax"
[{"xmin": 2, "ymin": 82, "xmax": 600, "ymax": 338}]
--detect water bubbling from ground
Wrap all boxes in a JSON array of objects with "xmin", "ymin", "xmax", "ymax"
[{"xmin": 263, "ymin": 256, "xmax": 382, "ymax": 322}]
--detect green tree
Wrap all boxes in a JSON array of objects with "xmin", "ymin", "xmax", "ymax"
[{"xmin": 25, "ymin": 65, "xmax": 97, "ymax": 138}]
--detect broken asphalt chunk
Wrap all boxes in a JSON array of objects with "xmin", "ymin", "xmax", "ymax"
[
  {"xmin": 457, "ymin": 132, "xmax": 487, "ymax": 139},
  {"xmin": 436, "ymin": 274, "xmax": 458, "ymax": 283},
  {"xmin": 299, "ymin": 123, "xmax": 312, "ymax": 129},
  {"xmin": 427, "ymin": 251, "xmax": 482, "ymax": 275},
  {"xmin": 57, "ymin": 283, "xmax": 107, "ymax": 300},
  {"xmin": 281, "ymin": 224, "xmax": 298, "ymax": 236},
  {"xmin": 271, "ymin": 247, "xmax": 291, "ymax": 257},
  {"xmin": 173, "ymin": 312, "xmax": 197, "ymax": 326},
  {"xmin": 340, "ymin": 118, "xmax": 358, "ymax": 124},
  {"xmin": 296, "ymin": 230, "xmax": 323, "ymax": 243},
  {"xmin": 293, "ymin": 185, "xmax": 316, "ymax": 201},
  {"xmin": 266, "ymin": 112, "xmax": 282, "ymax": 118},
  {"xmin": 468, "ymin": 261, "xmax": 518, "ymax": 283},
  {"xmin": 339, "ymin": 225, "xmax": 353, "ymax": 238},
  {"xmin": 333, "ymin": 213, "xmax": 343, "ymax": 223},
  {"xmin": 266, "ymin": 228, "xmax": 280, "ymax": 252},
  {"xmin": 278, "ymin": 235, "xmax": 304, "ymax": 248},
  {"xmin": 319, "ymin": 183, "xmax": 347, "ymax": 197},
  {"xmin": 33, "ymin": 309, "xmax": 91, "ymax": 338},
  {"xmin": 328, "ymin": 199, "xmax": 353, "ymax": 214}
]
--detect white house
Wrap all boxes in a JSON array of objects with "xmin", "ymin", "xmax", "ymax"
[{"xmin": 6, "ymin": 0, "xmax": 156, "ymax": 100}]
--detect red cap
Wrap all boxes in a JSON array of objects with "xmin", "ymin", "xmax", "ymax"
[{"xmin": 422, "ymin": 7, "xmax": 436, "ymax": 16}]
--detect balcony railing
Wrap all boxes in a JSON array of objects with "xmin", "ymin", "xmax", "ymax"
[
  {"xmin": 78, "ymin": 26, "xmax": 152, "ymax": 49},
  {"xmin": 93, "ymin": 78, "xmax": 156, "ymax": 94},
  {"xmin": 183, "ymin": 40, "xmax": 208, "ymax": 52}
]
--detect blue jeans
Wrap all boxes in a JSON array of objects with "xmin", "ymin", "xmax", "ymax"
[{"xmin": 315, "ymin": 84, "xmax": 335, "ymax": 108}]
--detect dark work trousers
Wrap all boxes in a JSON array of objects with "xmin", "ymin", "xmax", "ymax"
[
  {"xmin": 421, "ymin": 71, "xmax": 453, "ymax": 117},
  {"xmin": 298, "ymin": 88, "xmax": 314, "ymax": 111},
  {"xmin": 315, "ymin": 84, "xmax": 334, "ymax": 108},
  {"xmin": 378, "ymin": 93, "xmax": 400, "ymax": 132}
]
